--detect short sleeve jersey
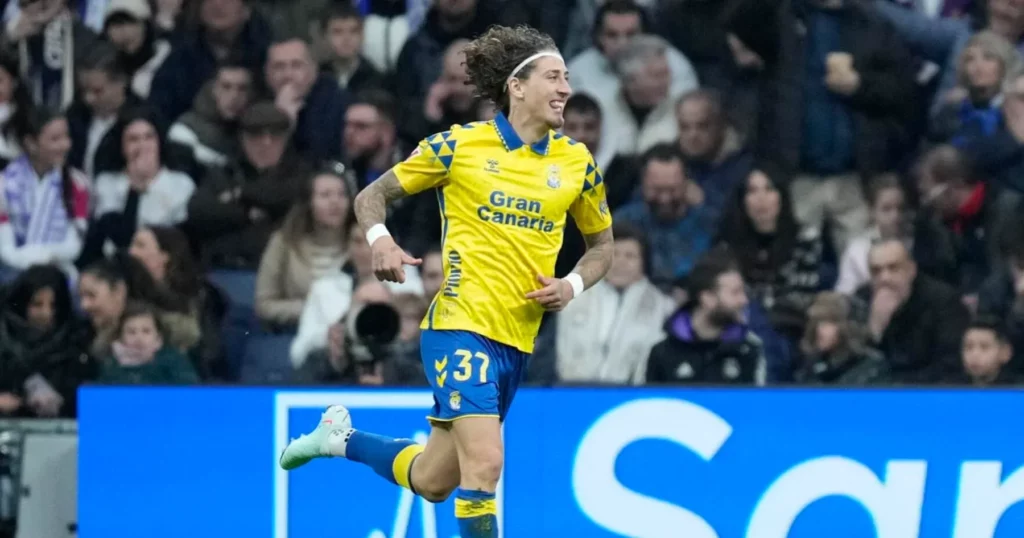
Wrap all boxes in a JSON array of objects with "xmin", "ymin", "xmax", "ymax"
[{"xmin": 392, "ymin": 112, "xmax": 612, "ymax": 353}]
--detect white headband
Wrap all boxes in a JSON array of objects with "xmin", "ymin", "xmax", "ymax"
[{"xmin": 505, "ymin": 51, "xmax": 564, "ymax": 89}]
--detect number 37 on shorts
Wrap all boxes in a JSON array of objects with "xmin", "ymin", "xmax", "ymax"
[{"xmin": 421, "ymin": 329, "xmax": 530, "ymax": 423}]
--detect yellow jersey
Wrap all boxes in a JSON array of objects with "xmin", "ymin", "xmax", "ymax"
[{"xmin": 392, "ymin": 112, "xmax": 613, "ymax": 353}]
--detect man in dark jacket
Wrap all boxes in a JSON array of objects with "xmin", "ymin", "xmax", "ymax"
[
  {"xmin": 676, "ymin": 89, "xmax": 753, "ymax": 223},
  {"xmin": 858, "ymin": 238, "xmax": 969, "ymax": 383},
  {"xmin": 912, "ymin": 145, "xmax": 1016, "ymax": 295},
  {"xmin": 645, "ymin": 249, "xmax": 766, "ymax": 384},
  {"xmin": 723, "ymin": 0, "xmax": 918, "ymax": 253},
  {"xmin": 148, "ymin": 0, "xmax": 272, "ymax": 122},
  {"xmin": 265, "ymin": 36, "xmax": 349, "ymax": 161},
  {"xmin": 186, "ymin": 102, "xmax": 310, "ymax": 270}
]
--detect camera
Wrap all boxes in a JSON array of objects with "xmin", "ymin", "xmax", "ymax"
[{"xmin": 345, "ymin": 302, "xmax": 401, "ymax": 365}]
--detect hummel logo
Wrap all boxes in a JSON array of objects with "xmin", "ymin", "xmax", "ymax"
[{"xmin": 485, "ymin": 159, "xmax": 499, "ymax": 173}]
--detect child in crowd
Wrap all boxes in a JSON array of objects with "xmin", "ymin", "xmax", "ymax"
[
  {"xmin": 98, "ymin": 301, "xmax": 199, "ymax": 385},
  {"xmin": 961, "ymin": 317, "xmax": 1016, "ymax": 385}
]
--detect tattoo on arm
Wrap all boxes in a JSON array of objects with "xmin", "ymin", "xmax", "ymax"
[
  {"xmin": 353, "ymin": 170, "xmax": 409, "ymax": 232},
  {"xmin": 572, "ymin": 227, "xmax": 615, "ymax": 289}
]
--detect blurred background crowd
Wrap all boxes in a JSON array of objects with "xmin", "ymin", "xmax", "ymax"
[{"xmin": 0, "ymin": 0, "xmax": 1023, "ymax": 421}]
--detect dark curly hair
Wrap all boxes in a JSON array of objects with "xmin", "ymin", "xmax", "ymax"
[{"xmin": 463, "ymin": 25, "xmax": 558, "ymax": 114}]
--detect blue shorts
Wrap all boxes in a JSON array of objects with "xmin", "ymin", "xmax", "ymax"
[{"xmin": 420, "ymin": 329, "xmax": 530, "ymax": 424}]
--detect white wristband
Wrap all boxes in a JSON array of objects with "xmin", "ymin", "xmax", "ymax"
[
  {"xmin": 365, "ymin": 224, "xmax": 391, "ymax": 246},
  {"xmin": 564, "ymin": 272, "xmax": 585, "ymax": 298}
]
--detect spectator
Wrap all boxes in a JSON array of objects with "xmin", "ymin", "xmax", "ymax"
[
  {"xmin": 320, "ymin": 2, "xmax": 385, "ymax": 95},
  {"xmin": 859, "ymin": 238, "xmax": 968, "ymax": 383},
  {"xmin": 98, "ymin": 300, "xmax": 199, "ymax": 384},
  {"xmin": 597, "ymin": 34, "xmax": 691, "ymax": 157},
  {"xmin": 128, "ymin": 225, "xmax": 228, "ymax": 379},
  {"xmin": 82, "ymin": 110, "xmax": 195, "ymax": 265},
  {"xmin": 67, "ymin": 42, "xmax": 144, "ymax": 178},
  {"xmin": 0, "ymin": 53, "xmax": 32, "ymax": 166},
  {"xmin": 296, "ymin": 280, "xmax": 424, "ymax": 385},
  {"xmin": 725, "ymin": 0, "xmax": 918, "ymax": 254},
  {"xmin": 561, "ymin": 93, "xmax": 637, "ymax": 210},
  {"xmin": 964, "ymin": 65, "xmax": 1024, "ymax": 193},
  {"xmin": 401, "ymin": 38, "xmax": 478, "ymax": 144},
  {"xmin": 343, "ymin": 90, "xmax": 403, "ymax": 189},
  {"xmin": 912, "ymin": 145, "xmax": 1014, "ymax": 295},
  {"xmin": 393, "ymin": 0, "xmax": 497, "ymax": 144},
  {"xmin": 186, "ymin": 101, "xmax": 309, "ymax": 271},
  {"xmin": 552, "ymin": 223, "xmax": 675, "ymax": 384},
  {"xmin": 148, "ymin": 0, "xmax": 272, "ymax": 122},
  {"xmin": 643, "ymin": 249, "xmax": 766, "ymax": 385},
  {"xmin": 0, "ymin": 264, "xmax": 93, "ymax": 417},
  {"xmin": 78, "ymin": 252, "xmax": 199, "ymax": 361},
  {"xmin": 3, "ymin": 0, "xmax": 101, "ymax": 109},
  {"xmin": 568, "ymin": 1, "xmax": 697, "ymax": 105},
  {"xmin": 958, "ymin": 316, "xmax": 1017, "ymax": 385},
  {"xmin": 102, "ymin": 0, "xmax": 172, "ymax": 99},
  {"xmin": 793, "ymin": 292, "xmax": 887, "ymax": 384},
  {"xmin": 613, "ymin": 143, "xmax": 714, "ymax": 289},
  {"xmin": 836, "ymin": 174, "xmax": 910, "ymax": 295},
  {"xmin": 168, "ymin": 59, "xmax": 252, "ymax": 171},
  {"xmin": 0, "ymin": 105, "xmax": 89, "ymax": 280},
  {"xmin": 874, "ymin": 0, "xmax": 1024, "ymax": 118},
  {"xmin": 716, "ymin": 164, "xmax": 823, "ymax": 342},
  {"xmin": 675, "ymin": 89, "xmax": 753, "ymax": 223},
  {"xmin": 265, "ymin": 36, "xmax": 349, "ymax": 161},
  {"xmin": 931, "ymin": 31, "xmax": 1020, "ymax": 146},
  {"xmin": 255, "ymin": 167, "xmax": 353, "ymax": 329}
]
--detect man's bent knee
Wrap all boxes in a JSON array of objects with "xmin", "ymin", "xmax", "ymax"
[{"xmin": 410, "ymin": 455, "xmax": 460, "ymax": 503}]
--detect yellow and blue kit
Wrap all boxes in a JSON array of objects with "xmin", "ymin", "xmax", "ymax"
[{"xmin": 392, "ymin": 111, "xmax": 612, "ymax": 422}]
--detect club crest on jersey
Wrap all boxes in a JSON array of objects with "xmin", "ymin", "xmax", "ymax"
[
  {"xmin": 449, "ymin": 391, "xmax": 462, "ymax": 411},
  {"xmin": 547, "ymin": 165, "xmax": 561, "ymax": 188},
  {"xmin": 599, "ymin": 199, "xmax": 609, "ymax": 216},
  {"xmin": 485, "ymin": 159, "xmax": 500, "ymax": 174}
]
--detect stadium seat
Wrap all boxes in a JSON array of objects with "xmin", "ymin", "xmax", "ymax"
[
  {"xmin": 207, "ymin": 270, "xmax": 259, "ymax": 379},
  {"xmin": 240, "ymin": 333, "xmax": 297, "ymax": 384}
]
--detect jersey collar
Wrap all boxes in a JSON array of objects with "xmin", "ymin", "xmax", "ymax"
[{"xmin": 493, "ymin": 111, "xmax": 550, "ymax": 156}]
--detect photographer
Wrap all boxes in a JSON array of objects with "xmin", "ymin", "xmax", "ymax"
[{"xmin": 295, "ymin": 281, "xmax": 424, "ymax": 386}]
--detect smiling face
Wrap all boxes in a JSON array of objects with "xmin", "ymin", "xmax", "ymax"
[{"xmin": 508, "ymin": 54, "xmax": 572, "ymax": 129}]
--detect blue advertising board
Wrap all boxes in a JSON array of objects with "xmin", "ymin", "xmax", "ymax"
[{"xmin": 77, "ymin": 387, "xmax": 1024, "ymax": 538}]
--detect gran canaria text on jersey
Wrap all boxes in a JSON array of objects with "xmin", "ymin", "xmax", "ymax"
[{"xmin": 476, "ymin": 190, "xmax": 557, "ymax": 233}]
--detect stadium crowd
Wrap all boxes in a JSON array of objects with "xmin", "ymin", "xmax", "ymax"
[{"xmin": 0, "ymin": 0, "xmax": 1022, "ymax": 420}]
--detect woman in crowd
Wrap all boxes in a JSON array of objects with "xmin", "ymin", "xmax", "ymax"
[
  {"xmin": 931, "ymin": 31, "xmax": 1020, "ymax": 146},
  {"xmin": 716, "ymin": 163, "xmax": 823, "ymax": 342},
  {"xmin": 835, "ymin": 174, "xmax": 911, "ymax": 295},
  {"xmin": 80, "ymin": 109, "xmax": 195, "ymax": 266},
  {"xmin": 78, "ymin": 252, "xmax": 200, "ymax": 361},
  {"xmin": 0, "ymin": 105, "xmax": 89, "ymax": 279},
  {"xmin": 255, "ymin": 167, "xmax": 353, "ymax": 330},
  {"xmin": 0, "ymin": 264, "xmax": 93, "ymax": 417},
  {"xmin": 794, "ymin": 292, "xmax": 887, "ymax": 385},
  {"xmin": 0, "ymin": 53, "xmax": 31, "ymax": 166},
  {"xmin": 129, "ymin": 225, "xmax": 228, "ymax": 379}
]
